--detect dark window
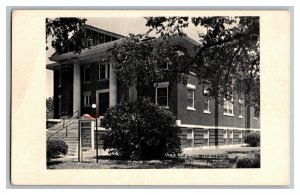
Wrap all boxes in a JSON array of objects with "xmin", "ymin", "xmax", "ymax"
[
  {"xmin": 156, "ymin": 87, "xmax": 168, "ymax": 106},
  {"xmin": 104, "ymin": 35, "xmax": 112, "ymax": 43},
  {"xmin": 84, "ymin": 66, "xmax": 91, "ymax": 82},
  {"xmin": 99, "ymin": 64, "xmax": 108, "ymax": 80},
  {"xmin": 98, "ymin": 92, "xmax": 109, "ymax": 116}
]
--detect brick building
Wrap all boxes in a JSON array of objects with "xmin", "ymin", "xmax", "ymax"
[{"xmin": 47, "ymin": 25, "xmax": 260, "ymax": 149}]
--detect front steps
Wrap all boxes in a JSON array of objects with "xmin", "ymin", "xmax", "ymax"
[{"xmin": 47, "ymin": 119, "xmax": 79, "ymax": 156}]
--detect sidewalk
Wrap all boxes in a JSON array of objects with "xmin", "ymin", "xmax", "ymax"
[{"xmin": 182, "ymin": 146, "xmax": 260, "ymax": 156}]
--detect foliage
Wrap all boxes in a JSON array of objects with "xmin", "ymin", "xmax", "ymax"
[
  {"xmin": 46, "ymin": 16, "xmax": 260, "ymax": 113},
  {"xmin": 243, "ymin": 132, "xmax": 260, "ymax": 147},
  {"xmin": 47, "ymin": 139, "xmax": 68, "ymax": 160},
  {"xmin": 101, "ymin": 98, "xmax": 182, "ymax": 160},
  {"xmin": 46, "ymin": 97, "xmax": 54, "ymax": 119},
  {"xmin": 111, "ymin": 34, "xmax": 193, "ymax": 95},
  {"xmin": 46, "ymin": 17, "xmax": 88, "ymax": 54},
  {"xmin": 235, "ymin": 151, "xmax": 260, "ymax": 168},
  {"xmin": 145, "ymin": 17, "xmax": 260, "ymax": 110}
]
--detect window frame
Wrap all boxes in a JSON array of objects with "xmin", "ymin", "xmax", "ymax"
[
  {"xmin": 98, "ymin": 62, "xmax": 109, "ymax": 81},
  {"xmin": 154, "ymin": 82, "xmax": 169, "ymax": 108},
  {"xmin": 83, "ymin": 91, "xmax": 91, "ymax": 107},
  {"xmin": 223, "ymin": 99, "xmax": 234, "ymax": 116},
  {"xmin": 203, "ymin": 97, "xmax": 210, "ymax": 114},
  {"xmin": 187, "ymin": 83, "xmax": 196, "ymax": 111}
]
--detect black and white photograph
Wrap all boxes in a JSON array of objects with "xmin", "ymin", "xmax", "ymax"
[
  {"xmin": 45, "ymin": 16, "xmax": 261, "ymax": 169},
  {"xmin": 9, "ymin": 8, "xmax": 292, "ymax": 186}
]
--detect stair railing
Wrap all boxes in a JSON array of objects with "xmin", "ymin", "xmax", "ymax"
[{"xmin": 47, "ymin": 110, "xmax": 80, "ymax": 140}]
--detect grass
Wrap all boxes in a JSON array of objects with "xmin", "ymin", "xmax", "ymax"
[{"xmin": 47, "ymin": 147, "xmax": 260, "ymax": 169}]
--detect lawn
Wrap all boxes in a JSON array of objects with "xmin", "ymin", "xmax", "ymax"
[{"xmin": 47, "ymin": 147, "xmax": 260, "ymax": 169}]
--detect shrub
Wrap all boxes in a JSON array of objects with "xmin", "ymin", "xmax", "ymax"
[
  {"xmin": 235, "ymin": 151, "xmax": 260, "ymax": 168},
  {"xmin": 47, "ymin": 139, "xmax": 68, "ymax": 160},
  {"xmin": 243, "ymin": 132, "xmax": 260, "ymax": 147},
  {"xmin": 101, "ymin": 98, "xmax": 182, "ymax": 160}
]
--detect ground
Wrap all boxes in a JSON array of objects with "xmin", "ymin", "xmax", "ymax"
[{"xmin": 47, "ymin": 147, "xmax": 260, "ymax": 169}]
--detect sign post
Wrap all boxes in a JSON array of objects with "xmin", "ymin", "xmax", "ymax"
[
  {"xmin": 78, "ymin": 114, "xmax": 95, "ymax": 162},
  {"xmin": 92, "ymin": 104, "xmax": 99, "ymax": 163}
]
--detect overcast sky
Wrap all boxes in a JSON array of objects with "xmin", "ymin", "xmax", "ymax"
[{"xmin": 46, "ymin": 17, "xmax": 203, "ymax": 97}]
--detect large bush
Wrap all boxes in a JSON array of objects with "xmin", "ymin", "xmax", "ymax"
[
  {"xmin": 235, "ymin": 151, "xmax": 260, "ymax": 168},
  {"xmin": 101, "ymin": 98, "xmax": 182, "ymax": 160},
  {"xmin": 243, "ymin": 132, "xmax": 260, "ymax": 147},
  {"xmin": 47, "ymin": 139, "xmax": 68, "ymax": 160}
]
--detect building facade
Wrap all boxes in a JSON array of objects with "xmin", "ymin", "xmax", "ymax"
[{"xmin": 47, "ymin": 25, "xmax": 260, "ymax": 149}]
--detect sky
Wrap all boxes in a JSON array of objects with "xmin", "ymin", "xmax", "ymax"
[{"xmin": 46, "ymin": 17, "xmax": 204, "ymax": 97}]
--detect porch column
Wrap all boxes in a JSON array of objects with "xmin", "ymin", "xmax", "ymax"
[
  {"xmin": 73, "ymin": 61, "xmax": 81, "ymax": 115},
  {"xmin": 109, "ymin": 59, "xmax": 117, "ymax": 107}
]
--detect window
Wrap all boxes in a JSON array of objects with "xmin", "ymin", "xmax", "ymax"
[
  {"xmin": 154, "ymin": 82, "xmax": 169, "ymax": 107},
  {"xmin": 204, "ymin": 97, "xmax": 210, "ymax": 113},
  {"xmin": 238, "ymin": 98, "xmax": 244, "ymax": 118},
  {"xmin": 186, "ymin": 128, "xmax": 194, "ymax": 139},
  {"xmin": 238, "ymin": 104, "xmax": 243, "ymax": 118},
  {"xmin": 186, "ymin": 128, "xmax": 194, "ymax": 147},
  {"xmin": 223, "ymin": 130, "xmax": 227, "ymax": 138},
  {"xmin": 84, "ymin": 95, "xmax": 90, "ymax": 106},
  {"xmin": 187, "ymin": 84, "xmax": 195, "ymax": 110},
  {"xmin": 203, "ymin": 83, "xmax": 211, "ymax": 113},
  {"xmin": 99, "ymin": 63, "xmax": 109, "ymax": 80},
  {"xmin": 83, "ymin": 91, "xmax": 91, "ymax": 107},
  {"xmin": 84, "ymin": 65, "xmax": 91, "ymax": 82},
  {"xmin": 224, "ymin": 100, "xmax": 234, "ymax": 116}
]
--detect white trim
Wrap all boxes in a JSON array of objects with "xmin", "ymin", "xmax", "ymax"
[
  {"xmin": 154, "ymin": 82, "xmax": 169, "ymax": 88},
  {"xmin": 175, "ymin": 121, "xmax": 260, "ymax": 131},
  {"xmin": 98, "ymin": 62, "xmax": 109, "ymax": 80},
  {"xmin": 187, "ymin": 106, "xmax": 196, "ymax": 111},
  {"xmin": 223, "ymin": 113, "xmax": 235, "ymax": 117},
  {"xmin": 187, "ymin": 88, "xmax": 195, "ymax": 110},
  {"xmin": 189, "ymin": 71, "xmax": 196, "ymax": 76},
  {"xmin": 203, "ymin": 98, "xmax": 210, "ymax": 113},
  {"xmin": 187, "ymin": 83, "xmax": 196, "ymax": 89}
]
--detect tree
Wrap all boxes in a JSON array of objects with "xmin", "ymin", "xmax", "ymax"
[
  {"xmin": 46, "ymin": 17, "xmax": 88, "ymax": 54},
  {"xmin": 111, "ymin": 34, "xmax": 193, "ymax": 97},
  {"xmin": 46, "ymin": 16, "xmax": 260, "ymax": 122},
  {"xmin": 145, "ymin": 17, "xmax": 260, "ymax": 114},
  {"xmin": 46, "ymin": 97, "xmax": 54, "ymax": 119}
]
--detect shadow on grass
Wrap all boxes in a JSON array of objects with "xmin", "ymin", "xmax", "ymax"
[{"xmin": 47, "ymin": 160, "xmax": 64, "ymax": 168}]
